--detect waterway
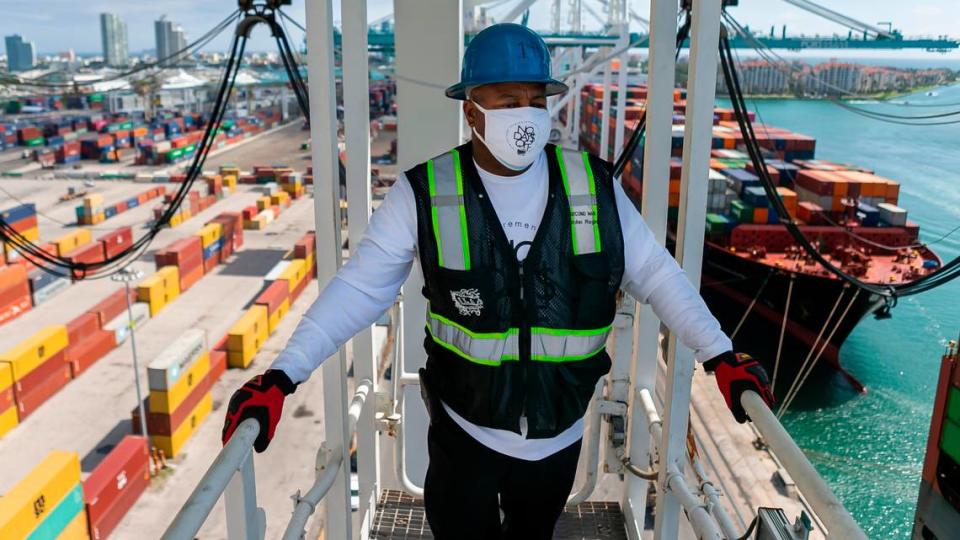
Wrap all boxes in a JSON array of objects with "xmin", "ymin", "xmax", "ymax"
[{"xmin": 723, "ymin": 84, "xmax": 960, "ymax": 538}]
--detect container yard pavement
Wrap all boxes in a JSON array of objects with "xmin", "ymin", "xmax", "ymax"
[
  {"xmin": 203, "ymin": 120, "xmax": 310, "ymax": 172},
  {"xmin": 0, "ymin": 183, "xmax": 327, "ymax": 538}
]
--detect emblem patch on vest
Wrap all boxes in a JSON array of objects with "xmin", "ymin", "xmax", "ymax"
[{"xmin": 450, "ymin": 288, "xmax": 483, "ymax": 316}]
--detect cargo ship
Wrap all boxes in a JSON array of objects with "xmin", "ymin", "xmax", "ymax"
[{"xmin": 567, "ymin": 83, "xmax": 942, "ymax": 389}]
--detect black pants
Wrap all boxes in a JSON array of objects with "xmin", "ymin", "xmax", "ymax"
[{"xmin": 423, "ymin": 408, "xmax": 582, "ymax": 540}]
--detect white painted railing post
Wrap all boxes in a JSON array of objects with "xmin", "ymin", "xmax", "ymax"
[
  {"xmin": 621, "ymin": 1, "xmax": 678, "ymax": 538},
  {"xmin": 342, "ymin": 0, "xmax": 380, "ymax": 535},
  {"xmin": 224, "ymin": 451, "xmax": 265, "ymax": 540},
  {"xmin": 305, "ymin": 0, "xmax": 352, "ymax": 537}
]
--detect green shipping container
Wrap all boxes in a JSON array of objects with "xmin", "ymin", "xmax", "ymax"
[
  {"xmin": 88, "ymin": 93, "xmax": 104, "ymax": 103},
  {"xmin": 25, "ymin": 137, "xmax": 44, "ymax": 147},
  {"xmin": 943, "ymin": 418, "xmax": 960, "ymax": 463},
  {"xmin": 730, "ymin": 200, "xmax": 754, "ymax": 223},
  {"xmin": 705, "ymin": 213, "xmax": 730, "ymax": 235},
  {"xmin": 26, "ymin": 483, "xmax": 84, "ymax": 540},
  {"xmin": 947, "ymin": 387, "xmax": 960, "ymax": 425},
  {"xmin": 120, "ymin": 121, "xmax": 133, "ymax": 130}
]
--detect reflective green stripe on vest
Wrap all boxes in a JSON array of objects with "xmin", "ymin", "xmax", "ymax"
[
  {"xmin": 427, "ymin": 150, "xmax": 471, "ymax": 270},
  {"xmin": 427, "ymin": 309, "xmax": 611, "ymax": 366},
  {"xmin": 555, "ymin": 146, "xmax": 602, "ymax": 255}
]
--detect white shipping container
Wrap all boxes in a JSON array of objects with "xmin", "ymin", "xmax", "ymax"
[
  {"xmin": 265, "ymin": 260, "xmax": 291, "ymax": 282},
  {"xmin": 146, "ymin": 328, "xmax": 207, "ymax": 391},
  {"xmin": 877, "ymin": 203, "xmax": 907, "ymax": 226},
  {"xmin": 103, "ymin": 301, "xmax": 150, "ymax": 345}
]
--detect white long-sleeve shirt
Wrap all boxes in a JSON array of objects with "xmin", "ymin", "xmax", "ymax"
[{"xmin": 272, "ymin": 151, "xmax": 731, "ymax": 460}]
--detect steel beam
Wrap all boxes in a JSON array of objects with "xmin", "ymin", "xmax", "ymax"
[
  {"xmin": 622, "ymin": 0, "xmax": 678, "ymax": 538},
  {"xmin": 394, "ymin": 0, "xmax": 464, "ymax": 489},
  {"xmin": 342, "ymin": 0, "xmax": 379, "ymax": 535},
  {"xmin": 305, "ymin": 0, "xmax": 351, "ymax": 537}
]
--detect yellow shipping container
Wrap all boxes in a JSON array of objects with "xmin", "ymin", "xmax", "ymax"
[
  {"xmin": 148, "ymin": 351, "xmax": 210, "ymax": 414},
  {"xmin": 267, "ymin": 298, "xmax": 290, "ymax": 334},
  {"xmin": 83, "ymin": 193, "xmax": 104, "ymax": 208},
  {"xmin": 52, "ymin": 229, "xmax": 92, "ymax": 256},
  {"xmin": 152, "ymin": 393, "xmax": 213, "ymax": 457},
  {"xmin": 19, "ymin": 226, "xmax": 40, "ymax": 243},
  {"xmin": 227, "ymin": 305, "xmax": 268, "ymax": 368},
  {"xmin": 157, "ymin": 266, "xmax": 181, "ymax": 301},
  {"xmin": 137, "ymin": 275, "xmax": 167, "ymax": 316},
  {"xmin": 195, "ymin": 223, "xmax": 222, "ymax": 248},
  {"xmin": 0, "ymin": 325, "xmax": 69, "ymax": 381},
  {"xmin": 0, "ymin": 451, "xmax": 81, "ymax": 538},
  {"xmin": 58, "ymin": 510, "xmax": 90, "ymax": 540},
  {"xmin": 0, "ymin": 406, "xmax": 18, "ymax": 438},
  {"xmin": 169, "ymin": 213, "xmax": 183, "ymax": 228},
  {"xmin": 243, "ymin": 217, "xmax": 266, "ymax": 230},
  {"xmin": 0, "ymin": 362, "xmax": 12, "ymax": 392},
  {"xmin": 278, "ymin": 259, "xmax": 307, "ymax": 294},
  {"xmin": 256, "ymin": 196, "xmax": 272, "ymax": 211}
]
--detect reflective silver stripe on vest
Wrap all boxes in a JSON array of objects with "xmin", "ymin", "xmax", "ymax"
[
  {"xmin": 428, "ymin": 150, "xmax": 471, "ymax": 270},
  {"xmin": 530, "ymin": 327, "xmax": 610, "ymax": 362},
  {"xmin": 427, "ymin": 310, "xmax": 609, "ymax": 365},
  {"xmin": 555, "ymin": 146, "xmax": 602, "ymax": 255},
  {"xmin": 427, "ymin": 312, "xmax": 518, "ymax": 366}
]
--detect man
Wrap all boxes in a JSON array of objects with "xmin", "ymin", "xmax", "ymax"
[{"xmin": 222, "ymin": 23, "xmax": 774, "ymax": 539}]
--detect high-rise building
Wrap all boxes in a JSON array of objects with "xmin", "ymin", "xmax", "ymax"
[
  {"xmin": 100, "ymin": 13, "xmax": 129, "ymax": 67},
  {"xmin": 4, "ymin": 34, "xmax": 37, "ymax": 72},
  {"xmin": 155, "ymin": 17, "xmax": 188, "ymax": 67}
]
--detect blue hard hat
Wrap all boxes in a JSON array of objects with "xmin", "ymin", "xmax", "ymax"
[{"xmin": 445, "ymin": 23, "xmax": 568, "ymax": 100}]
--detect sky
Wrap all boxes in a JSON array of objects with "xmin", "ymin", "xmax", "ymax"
[{"xmin": 0, "ymin": 0, "xmax": 957, "ymax": 61}]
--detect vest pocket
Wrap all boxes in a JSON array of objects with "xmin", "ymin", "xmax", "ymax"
[{"xmin": 571, "ymin": 252, "xmax": 614, "ymax": 326}]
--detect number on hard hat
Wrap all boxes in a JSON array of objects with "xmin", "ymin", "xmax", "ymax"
[{"xmin": 445, "ymin": 23, "xmax": 569, "ymax": 100}]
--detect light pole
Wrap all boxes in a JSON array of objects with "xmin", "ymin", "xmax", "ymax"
[{"xmin": 111, "ymin": 267, "xmax": 149, "ymax": 442}]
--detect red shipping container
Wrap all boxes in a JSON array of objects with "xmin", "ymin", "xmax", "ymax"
[
  {"xmin": 7, "ymin": 214, "xmax": 38, "ymax": 234},
  {"xmin": 132, "ymin": 372, "xmax": 211, "ymax": 436},
  {"xmin": 291, "ymin": 275, "xmax": 308, "ymax": 303},
  {"xmin": 83, "ymin": 435, "xmax": 150, "ymax": 527},
  {"xmin": 87, "ymin": 288, "xmax": 135, "ymax": 327},
  {"xmin": 100, "ymin": 227, "xmax": 133, "ymax": 259},
  {"xmin": 212, "ymin": 333, "xmax": 228, "ymax": 352},
  {"xmin": 16, "ymin": 363, "xmax": 71, "ymax": 419},
  {"xmin": 67, "ymin": 329, "xmax": 117, "ymax": 378},
  {"xmin": 179, "ymin": 264, "xmax": 203, "ymax": 292},
  {"xmin": 67, "ymin": 312, "xmax": 101, "ymax": 344},
  {"xmin": 0, "ymin": 263, "xmax": 28, "ymax": 292},
  {"xmin": 154, "ymin": 236, "xmax": 202, "ymax": 272},
  {"xmin": 66, "ymin": 241, "xmax": 106, "ymax": 266},
  {"xmin": 202, "ymin": 256, "xmax": 218, "ymax": 274},
  {"xmin": 241, "ymin": 206, "xmax": 258, "ymax": 220},
  {"xmin": 0, "ymin": 279, "xmax": 31, "ymax": 325},
  {"xmin": 13, "ymin": 349, "xmax": 67, "ymax": 398},
  {"xmin": 255, "ymin": 280, "xmax": 288, "ymax": 315},
  {"xmin": 115, "ymin": 201, "xmax": 128, "ymax": 213},
  {"xmin": 88, "ymin": 460, "xmax": 150, "ymax": 540},
  {"xmin": 209, "ymin": 349, "xmax": 227, "ymax": 384},
  {"xmin": 293, "ymin": 233, "xmax": 316, "ymax": 259},
  {"xmin": 137, "ymin": 192, "xmax": 149, "ymax": 205}
]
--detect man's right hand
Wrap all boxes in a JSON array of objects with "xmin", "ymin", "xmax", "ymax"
[{"xmin": 222, "ymin": 369, "xmax": 297, "ymax": 452}]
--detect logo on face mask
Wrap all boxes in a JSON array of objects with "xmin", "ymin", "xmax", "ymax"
[{"xmin": 508, "ymin": 122, "xmax": 537, "ymax": 155}]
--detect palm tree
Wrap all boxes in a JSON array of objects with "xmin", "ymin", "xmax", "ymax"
[{"xmin": 131, "ymin": 73, "xmax": 162, "ymax": 121}]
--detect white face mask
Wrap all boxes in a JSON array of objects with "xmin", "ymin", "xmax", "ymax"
[{"xmin": 471, "ymin": 102, "xmax": 552, "ymax": 171}]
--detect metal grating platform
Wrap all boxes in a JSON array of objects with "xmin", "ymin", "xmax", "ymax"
[{"xmin": 371, "ymin": 490, "xmax": 628, "ymax": 539}]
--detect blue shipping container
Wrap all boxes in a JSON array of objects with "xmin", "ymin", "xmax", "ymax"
[{"xmin": 1, "ymin": 203, "xmax": 37, "ymax": 223}]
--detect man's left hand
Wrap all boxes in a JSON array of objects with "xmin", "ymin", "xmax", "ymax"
[{"xmin": 703, "ymin": 351, "xmax": 774, "ymax": 423}]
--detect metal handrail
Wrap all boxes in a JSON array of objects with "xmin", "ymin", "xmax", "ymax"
[
  {"xmin": 162, "ymin": 419, "xmax": 261, "ymax": 540},
  {"xmin": 741, "ymin": 391, "xmax": 868, "ymax": 540}
]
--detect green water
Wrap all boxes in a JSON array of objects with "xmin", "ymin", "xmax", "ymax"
[{"xmin": 720, "ymin": 87, "xmax": 960, "ymax": 538}]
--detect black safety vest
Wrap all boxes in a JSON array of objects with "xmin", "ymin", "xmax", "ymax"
[{"xmin": 406, "ymin": 142, "xmax": 624, "ymax": 438}]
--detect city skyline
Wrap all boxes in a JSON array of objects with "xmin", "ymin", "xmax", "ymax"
[
  {"xmin": 2, "ymin": 0, "xmax": 958, "ymax": 57},
  {"xmin": 100, "ymin": 12, "xmax": 129, "ymax": 67}
]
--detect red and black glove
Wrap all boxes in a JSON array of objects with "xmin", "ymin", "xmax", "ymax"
[
  {"xmin": 222, "ymin": 369, "xmax": 297, "ymax": 452},
  {"xmin": 703, "ymin": 352, "xmax": 774, "ymax": 424}
]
